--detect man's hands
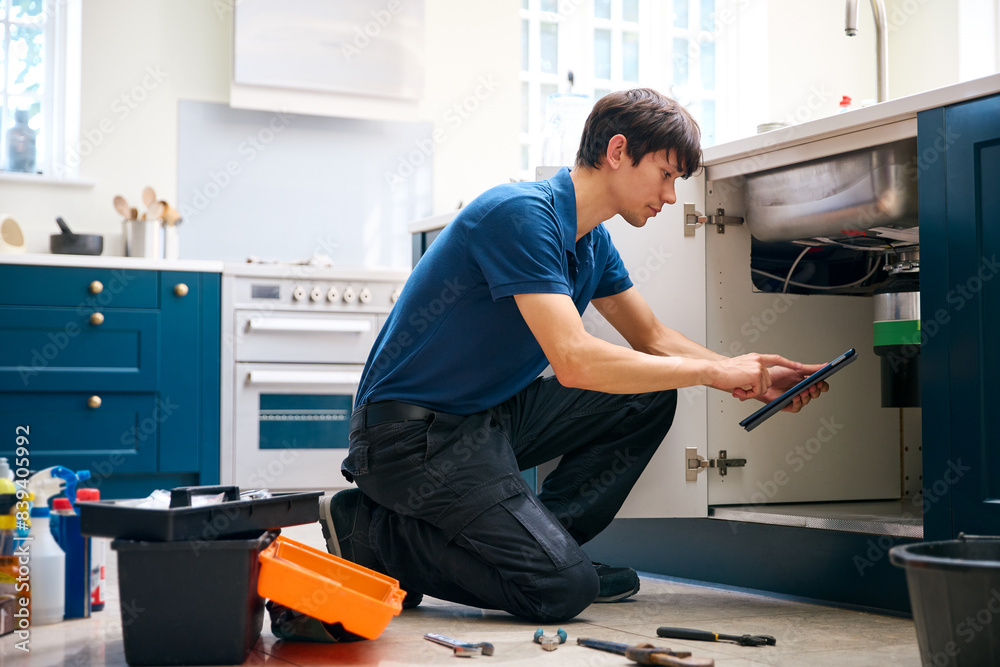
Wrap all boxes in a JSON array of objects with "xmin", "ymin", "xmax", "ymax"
[{"xmin": 710, "ymin": 354, "xmax": 829, "ymax": 414}]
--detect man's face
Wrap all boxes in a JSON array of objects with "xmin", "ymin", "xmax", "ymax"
[{"xmin": 615, "ymin": 149, "xmax": 683, "ymax": 228}]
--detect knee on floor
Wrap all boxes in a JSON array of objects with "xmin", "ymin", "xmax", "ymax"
[{"xmin": 515, "ymin": 560, "xmax": 599, "ymax": 623}]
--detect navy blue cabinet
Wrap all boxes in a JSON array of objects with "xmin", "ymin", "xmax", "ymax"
[
  {"xmin": 0, "ymin": 264, "xmax": 220, "ymax": 498},
  {"xmin": 919, "ymin": 92, "xmax": 1000, "ymax": 539}
]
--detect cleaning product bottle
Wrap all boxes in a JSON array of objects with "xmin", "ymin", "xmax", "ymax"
[
  {"xmin": 26, "ymin": 467, "xmax": 69, "ymax": 625},
  {"xmin": 52, "ymin": 498, "xmax": 89, "ymax": 619},
  {"xmin": 0, "ymin": 458, "xmax": 17, "ymax": 600},
  {"xmin": 75, "ymin": 488, "xmax": 105, "ymax": 612},
  {"xmin": 838, "ymin": 95, "xmax": 853, "ymax": 113}
]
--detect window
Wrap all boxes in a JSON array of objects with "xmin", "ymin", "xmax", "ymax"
[
  {"xmin": 0, "ymin": 0, "xmax": 79, "ymax": 179},
  {"xmin": 519, "ymin": 0, "xmax": 723, "ymax": 178},
  {"xmin": 519, "ymin": 0, "xmax": 564, "ymax": 174}
]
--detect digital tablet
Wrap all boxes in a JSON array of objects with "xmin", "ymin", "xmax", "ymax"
[{"xmin": 739, "ymin": 348, "xmax": 858, "ymax": 432}]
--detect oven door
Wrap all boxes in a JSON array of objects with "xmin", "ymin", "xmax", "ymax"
[{"xmin": 233, "ymin": 362, "xmax": 363, "ymax": 490}]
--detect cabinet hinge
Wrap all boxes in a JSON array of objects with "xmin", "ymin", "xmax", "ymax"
[
  {"xmin": 684, "ymin": 204, "xmax": 745, "ymax": 236},
  {"xmin": 685, "ymin": 447, "xmax": 748, "ymax": 480}
]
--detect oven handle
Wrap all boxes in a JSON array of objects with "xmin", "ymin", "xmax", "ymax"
[
  {"xmin": 246, "ymin": 370, "xmax": 363, "ymax": 386},
  {"xmin": 246, "ymin": 317, "xmax": 373, "ymax": 334}
]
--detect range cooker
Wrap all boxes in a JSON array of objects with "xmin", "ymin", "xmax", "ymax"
[{"xmin": 220, "ymin": 262, "xmax": 408, "ymax": 491}]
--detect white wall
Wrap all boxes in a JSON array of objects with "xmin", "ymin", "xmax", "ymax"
[
  {"xmin": 753, "ymin": 0, "xmax": 997, "ymax": 136},
  {"xmin": 422, "ymin": 1, "xmax": 520, "ymax": 214},
  {"xmin": 764, "ymin": 0, "xmax": 879, "ymax": 127}
]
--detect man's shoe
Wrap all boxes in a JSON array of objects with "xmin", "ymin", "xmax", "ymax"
[
  {"xmin": 319, "ymin": 488, "xmax": 368, "ymax": 561},
  {"xmin": 318, "ymin": 489, "xmax": 423, "ymax": 609},
  {"xmin": 593, "ymin": 562, "xmax": 640, "ymax": 603}
]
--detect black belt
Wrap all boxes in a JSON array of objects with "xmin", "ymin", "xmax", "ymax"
[{"xmin": 350, "ymin": 401, "xmax": 435, "ymax": 434}]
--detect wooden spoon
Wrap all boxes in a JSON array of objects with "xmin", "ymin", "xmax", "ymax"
[
  {"xmin": 142, "ymin": 186, "xmax": 156, "ymax": 209},
  {"xmin": 146, "ymin": 201, "xmax": 165, "ymax": 221},
  {"xmin": 113, "ymin": 195, "xmax": 131, "ymax": 218},
  {"xmin": 160, "ymin": 201, "xmax": 182, "ymax": 226}
]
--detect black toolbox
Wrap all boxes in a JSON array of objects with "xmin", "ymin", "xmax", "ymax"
[
  {"xmin": 77, "ymin": 485, "xmax": 322, "ymax": 666},
  {"xmin": 112, "ymin": 530, "xmax": 278, "ymax": 666},
  {"xmin": 77, "ymin": 485, "xmax": 321, "ymax": 541}
]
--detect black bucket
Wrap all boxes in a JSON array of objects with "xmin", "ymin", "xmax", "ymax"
[{"xmin": 890, "ymin": 535, "xmax": 1000, "ymax": 667}]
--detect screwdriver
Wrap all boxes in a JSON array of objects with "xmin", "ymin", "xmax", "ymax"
[{"xmin": 656, "ymin": 626, "xmax": 777, "ymax": 647}]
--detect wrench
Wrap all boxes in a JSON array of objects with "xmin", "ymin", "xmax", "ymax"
[{"xmin": 424, "ymin": 633, "xmax": 495, "ymax": 657}]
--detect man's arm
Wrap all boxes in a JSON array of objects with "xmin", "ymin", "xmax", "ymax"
[
  {"xmin": 589, "ymin": 287, "xmax": 827, "ymax": 412},
  {"xmin": 514, "ymin": 291, "xmax": 792, "ymax": 396},
  {"xmin": 592, "ymin": 286, "xmax": 726, "ymax": 361}
]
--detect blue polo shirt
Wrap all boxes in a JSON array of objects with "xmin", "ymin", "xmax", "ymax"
[{"xmin": 356, "ymin": 168, "xmax": 633, "ymax": 415}]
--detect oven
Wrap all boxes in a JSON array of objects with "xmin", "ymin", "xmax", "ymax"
[{"xmin": 221, "ymin": 263, "xmax": 408, "ymax": 491}]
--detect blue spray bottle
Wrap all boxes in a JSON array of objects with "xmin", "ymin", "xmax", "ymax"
[{"xmin": 48, "ymin": 467, "xmax": 91, "ymax": 619}]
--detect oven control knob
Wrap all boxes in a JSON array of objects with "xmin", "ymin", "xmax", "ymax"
[
  {"xmin": 292, "ymin": 285, "xmax": 306, "ymax": 301},
  {"xmin": 310, "ymin": 286, "xmax": 324, "ymax": 302},
  {"xmin": 391, "ymin": 287, "xmax": 403, "ymax": 303},
  {"xmin": 359, "ymin": 287, "xmax": 373, "ymax": 304},
  {"xmin": 343, "ymin": 286, "xmax": 357, "ymax": 304},
  {"xmin": 326, "ymin": 286, "xmax": 339, "ymax": 302}
]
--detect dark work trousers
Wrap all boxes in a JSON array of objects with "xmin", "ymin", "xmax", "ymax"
[{"xmin": 341, "ymin": 376, "xmax": 677, "ymax": 623}]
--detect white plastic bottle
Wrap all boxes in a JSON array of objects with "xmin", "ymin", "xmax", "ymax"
[
  {"xmin": 27, "ymin": 468, "xmax": 69, "ymax": 625},
  {"xmin": 27, "ymin": 505, "xmax": 65, "ymax": 625}
]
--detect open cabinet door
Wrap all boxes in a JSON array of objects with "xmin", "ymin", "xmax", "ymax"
[
  {"xmin": 702, "ymin": 172, "xmax": 902, "ymax": 507},
  {"xmin": 584, "ymin": 173, "xmax": 710, "ymax": 518}
]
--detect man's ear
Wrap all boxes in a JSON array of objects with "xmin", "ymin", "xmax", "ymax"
[{"xmin": 605, "ymin": 134, "xmax": 628, "ymax": 170}]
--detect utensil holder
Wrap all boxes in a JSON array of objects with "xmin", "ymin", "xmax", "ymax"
[
  {"xmin": 124, "ymin": 218, "xmax": 161, "ymax": 258},
  {"xmin": 163, "ymin": 224, "xmax": 179, "ymax": 260}
]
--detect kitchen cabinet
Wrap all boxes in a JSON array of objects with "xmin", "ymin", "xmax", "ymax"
[
  {"xmin": 573, "ymin": 80, "xmax": 1000, "ymax": 613},
  {"xmin": 0, "ymin": 263, "xmax": 221, "ymax": 498},
  {"xmin": 920, "ymin": 92, "xmax": 1000, "ymax": 540}
]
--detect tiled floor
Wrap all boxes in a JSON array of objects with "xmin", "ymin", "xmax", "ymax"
[{"xmin": 5, "ymin": 523, "xmax": 923, "ymax": 666}]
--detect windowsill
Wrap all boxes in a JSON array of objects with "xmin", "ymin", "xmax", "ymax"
[{"xmin": 0, "ymin": 171, "xmax": 95, "ymax": 187}]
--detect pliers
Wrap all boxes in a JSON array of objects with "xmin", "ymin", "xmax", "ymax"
[{"xmin": 534, "ymin": 628, "xmax": 567, "ymax": 650}]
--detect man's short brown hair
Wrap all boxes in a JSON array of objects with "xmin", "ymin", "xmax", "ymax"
[{"xmin": 575, "ymin": 88, "xmax": 702, "ymax": 177}]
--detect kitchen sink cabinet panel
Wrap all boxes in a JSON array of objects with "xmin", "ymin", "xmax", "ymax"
[
  {"xmin": 0, "ymin": 306, "xmax": 159, "ymax": 392},
  {"xmin": 0, "ymin": 265, "xmax": 158, "ymax": 308},
  {"xmin": 920, "ymin": 92, "xmax": 1000, "ymax": 539},
  {"xmin": 0, "ymin": 263, "xmax": 220, "ymax": 498}
]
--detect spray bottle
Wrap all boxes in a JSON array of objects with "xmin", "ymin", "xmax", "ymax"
[
  {"xmin": 49, "ymin": 468, "xmax": 91, "ymax": 619},
  {"xmin": 26, "ymin": 467, "xmax": 69, "ymax": 625}
]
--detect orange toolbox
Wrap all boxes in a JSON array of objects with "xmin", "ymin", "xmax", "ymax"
[{"xmin": 257, "ymin": 535, "xmax": 405, "ymax": 639}]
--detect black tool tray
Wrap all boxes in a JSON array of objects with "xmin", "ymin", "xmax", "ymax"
[{"xmin": 76, "ymin": 485, "xmax": 321, "ymax": 542}]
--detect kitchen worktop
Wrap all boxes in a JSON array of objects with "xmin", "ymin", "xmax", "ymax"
[
  {"xmin": 703, "ymin": 72, "xmax": 1000, "ymax": 169},
  {"xmin": 0, "ymin": 252, "xmax": 224, "ymax": 272},
  {"xmin": 406, "ymin": 209, "xmax": 462, "ymax": 235}
]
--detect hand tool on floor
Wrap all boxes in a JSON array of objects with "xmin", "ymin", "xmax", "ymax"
[
  {"xmin": 424, "ymin": 633, "xmax": 495, "ymax": 657},
  {"xmin": 577, "ymin": 638, "xmax": 714, "ymax": 666},
  {"xmin": 534, "ymin": 627, "xmax": 567, "ymax": 650},
  {"xmin": 657, "ymin": 626, "xmax": 777, "ymax": 647}
]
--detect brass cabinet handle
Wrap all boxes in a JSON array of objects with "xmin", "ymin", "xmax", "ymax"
[
  {"xmin": 174, "ymin": 283, "xmax": 189, "ymax": 297},
  {"xmin": 88, "ymin": 395, "xmax": 102, "ymax": 409},
  {"xmin": 90, "ymin": 312, "xmax": 105, "ymax": 326},
  {"xmin": 89, "ymin": 280, "xmax": 103, "ymax": 294}
]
